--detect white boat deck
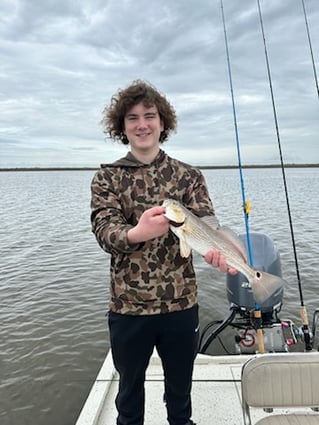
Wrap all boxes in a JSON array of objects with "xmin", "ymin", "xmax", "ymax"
[{"xmin": 76, "ymin": 351, "xmax": 280, "ymax": 425}]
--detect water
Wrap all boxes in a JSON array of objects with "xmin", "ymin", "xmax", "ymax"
[{"xmin": 1, "ymin": 168, "xmax": 318, "ymax": 425}]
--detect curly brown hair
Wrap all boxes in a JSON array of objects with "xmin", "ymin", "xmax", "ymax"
[{"xmin": 101, "ymin": 80, "xmax": 177, "ymax": 144}]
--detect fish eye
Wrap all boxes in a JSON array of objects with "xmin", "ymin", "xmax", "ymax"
[{"xmin": 256, "ymin": 271, "xmax": 262, "ymax": 279}]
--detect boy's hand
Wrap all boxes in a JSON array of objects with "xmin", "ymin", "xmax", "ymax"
[
  {"xmin": 204, "ymin": 248, "xmax": 238, "ymax": 275},
  {"xmin": 127, "ymin": 206, "xmax": 170, "ymax": 244}
]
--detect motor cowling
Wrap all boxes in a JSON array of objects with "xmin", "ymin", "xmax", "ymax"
[{"xmin": 226, "ymin": 232, "xmax": 284, "ymax": 313}]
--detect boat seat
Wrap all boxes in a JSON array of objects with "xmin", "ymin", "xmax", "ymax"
[{"xmin": 241, "ymin": 352, "xmax": 319, "ymax": 425}]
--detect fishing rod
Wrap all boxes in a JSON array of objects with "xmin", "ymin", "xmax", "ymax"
[
  {"xmin": 256, "ymin": 0, "xmax": 312, "ymax": 351},
  {"xmin": 220, "ymin": 0, "xmax": 265, "ymax": 354},
  {"xmin": 301, "ymin": 0, "xmax": 319, "ymax": 99},
  {"xmin": 220, "ymin": 0, "xmax": 253, "ymax": 266}
]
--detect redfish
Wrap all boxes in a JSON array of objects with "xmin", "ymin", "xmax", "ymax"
[{"xmin": 163, "ymin": 199, "xmax": 285, "ymax": 305}]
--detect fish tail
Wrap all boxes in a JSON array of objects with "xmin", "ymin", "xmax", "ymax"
[{"xmin": 249, "ymin": 270, "xmax": 285, "ymax": 304}]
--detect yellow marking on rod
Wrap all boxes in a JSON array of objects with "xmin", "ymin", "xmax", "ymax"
[{"xmin": 244, "ymin": 201, "xmax": 251, "ymax": 215}]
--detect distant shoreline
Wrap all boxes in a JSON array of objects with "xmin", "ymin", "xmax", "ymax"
[{"xmin": 0, "ymin": 163, "xmax": 318, "ymax": 172}]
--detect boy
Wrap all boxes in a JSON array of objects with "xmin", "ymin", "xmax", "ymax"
[{"xmin": 91, "ymin": 80, "xmax": 232, "ymax": 425}]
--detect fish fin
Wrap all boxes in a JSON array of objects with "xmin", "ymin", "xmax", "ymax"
[
  {"xmin": 180, "ymin": 236, "xmax": 192, "ymax": 258},
  {"xmin": 200, "ymin": 215, "xmax": 220, "ymax": 230},
  {"xmin": 217, "ymin": 226, "xmax": 248, "ymax": 262}
]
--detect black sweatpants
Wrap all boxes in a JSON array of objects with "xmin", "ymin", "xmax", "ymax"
[{"xmin": 108, "ymin": 305, "xmax": 199, "ymax": 425}]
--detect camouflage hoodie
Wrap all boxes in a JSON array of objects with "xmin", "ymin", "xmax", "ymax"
[{"xmin": 90, "ymin": 149, "xmax": 215, "ymax": 315}]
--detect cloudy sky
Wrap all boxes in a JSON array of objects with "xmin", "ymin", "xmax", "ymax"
[{"xmin": 0, "ymin": 0, "xmax": 318, "ymax": 168}]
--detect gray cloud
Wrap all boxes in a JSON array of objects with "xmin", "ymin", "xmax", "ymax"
[{"xmin": 0, "ymin": 0, "xmax": 318, "ymax": 167}]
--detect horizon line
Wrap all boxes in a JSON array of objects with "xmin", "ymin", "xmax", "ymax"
[{"xmin": 0, "ymin": 163, "xmax": 318, "ymax": 172}]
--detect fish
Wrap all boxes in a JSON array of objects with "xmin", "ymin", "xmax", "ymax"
[{"xmin": 163, "ymin": 199, "xmax": 285, "ymax": 305}]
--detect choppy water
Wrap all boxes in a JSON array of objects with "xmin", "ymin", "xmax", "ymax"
[{"xmin": 0, "ymin": 168, "xmax": 318, "ymax": 425}]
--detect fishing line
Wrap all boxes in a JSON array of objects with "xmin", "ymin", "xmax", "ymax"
[
  {"xmin": 256, "ymin": 0, "xmax": 312, "ymax": 350},
  {"xmin": 301, "ymin": 0, "xmax": 319, "ymax": 99}
]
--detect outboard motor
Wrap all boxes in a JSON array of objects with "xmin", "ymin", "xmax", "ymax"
[
  {"xmin": 198, "ymin": 233, "xmax": 292, "ymax": 354},
  {"xmin": 226, "ymin": 232, "xmax": 284, "ymax": 314}
]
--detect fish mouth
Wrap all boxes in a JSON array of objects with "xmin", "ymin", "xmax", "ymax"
[
  {"xmin": 168, "ymin": 219, "xmax": 184, "ymax": 227},
  {"xmin": 163, "ymin": 200, "xmax": 186, "ymax": 226}
]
